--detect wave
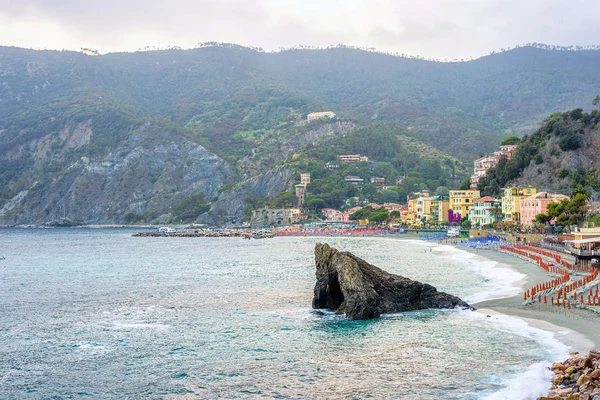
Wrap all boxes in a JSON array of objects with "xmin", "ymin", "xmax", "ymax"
[
  {"xmin": 437, "ymin": 244, "xmax": 526, "ymax": 303},
  {"xmin": 465, "ymin": 311, "xmax": 570, "ymax": 400}
]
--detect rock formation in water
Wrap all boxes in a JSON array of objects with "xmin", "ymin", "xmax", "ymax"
[{"xmin": 312, "ymin": 243, "xmax": 473, "ymax": 320}]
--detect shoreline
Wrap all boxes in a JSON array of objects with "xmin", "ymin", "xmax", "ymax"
[{"xmin": 458, "ymin": 246, "xmax": 600, "ymax": 352}]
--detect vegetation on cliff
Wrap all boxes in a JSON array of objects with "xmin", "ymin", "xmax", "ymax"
[{"xmin": 478, "ymin": 107, "xmax": 600, "ymax": 197}]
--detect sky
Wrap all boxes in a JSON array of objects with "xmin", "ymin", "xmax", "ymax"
[{"xmin": 0, "ymin": 0, "xmax": 599, "ymax": 59}]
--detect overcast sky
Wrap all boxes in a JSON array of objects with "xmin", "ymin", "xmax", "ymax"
[{"xmin": 1, "ymin": 0, "xmax": 599, "ymax": 59}]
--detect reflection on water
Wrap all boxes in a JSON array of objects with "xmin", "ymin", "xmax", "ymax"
[{"xmin": 0, "ymin": 229, "xmax": 565, "ymax": 399}]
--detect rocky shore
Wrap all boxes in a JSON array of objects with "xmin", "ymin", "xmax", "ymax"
[{"xmin": 541, "ymin": 350, "xmax": 600, "ymax": 399}]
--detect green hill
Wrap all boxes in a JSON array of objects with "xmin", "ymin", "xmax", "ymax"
[{"xmin": 2, "ymin": 44, "xmax": 600, "ymax": 225}]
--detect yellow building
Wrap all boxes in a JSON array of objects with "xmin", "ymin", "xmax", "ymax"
[
  {"xmin": 406, "ymin": 198, "xmax": 418, "ymax": 225},
  {"xmin": 405, "ymin": 196, "xmax": 449, "ymax": 224},
  {"xmin": 431, "ymin": 196, "xmax": 450, "ymax": 223},
  {"xmin": 449, "ymin": 190, "xmax": 480, "ymax": 219},
  {"xmin": 501, "ymin": 187, "xmax": 536, "ymax": 223},
  {"xmin": 416, "ymin": 197, "xmax": 436, "ymax": 223}
]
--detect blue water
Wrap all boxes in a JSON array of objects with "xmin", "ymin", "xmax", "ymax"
[{"xmin": 0, "ymin": 229, "xmax": 568, "ymax": 399}]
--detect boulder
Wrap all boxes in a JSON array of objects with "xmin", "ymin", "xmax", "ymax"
[{"xmin": 311, "ymin": 243, "xmax": 473, "ymax": 320}]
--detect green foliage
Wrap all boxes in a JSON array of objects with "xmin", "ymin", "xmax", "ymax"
[
  {"xmin": 558, "ymin": 168, "xmax": 570, "ymax": 179},
  {"xmin": 124, "ymin": 212, "xmax": 146, "ymax": 224},
  {"xmin": 534, "ymin": 193, "xmax": 589, "ymax": 227},
  {"xmin": 559, "ymin": 131, "xmax": 583, "ymax": 151},
  {"xmin": 171, "ymin": 192, "xmax": 211, "ymax": 222},
  {"xmin": 349, "ymin": 206, "xmax": 389, "ymax": 224},
  {"xmin": 501, "ymin": 136, "xmax": 520, "ymax": 146},
  {"xmin": 270, "ymin": 192, "xmax": 298, "ymax": 208},
  {"xmin": 478, "ymin": 108, "xmax": 600, "ymax": 196},
  {"xmin": 460, "ymin": 219, "xmax": 472, "ymax": 229},
  {"xmin": 490, "ymin": 203, "xmax": 503, "ymax": 223}
]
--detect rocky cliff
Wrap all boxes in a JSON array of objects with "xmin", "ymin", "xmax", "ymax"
[
  {"xmin": 312, "ymin": 243, "xmax": 473, "ymax": 320},
  {"xmin": 0, "ymin": 122, "xmax": 233, "ymax": 226}
]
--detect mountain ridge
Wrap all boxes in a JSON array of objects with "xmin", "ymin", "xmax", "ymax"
[{"xmin": 2, "ymin": 44, "xmax": 600, "ymax": 225}]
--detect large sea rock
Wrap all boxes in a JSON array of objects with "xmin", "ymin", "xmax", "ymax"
[{"xmin": 312, "ymin": 243, "xmax": 473, "ymax": 320}]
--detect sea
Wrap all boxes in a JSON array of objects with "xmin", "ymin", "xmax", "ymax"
[{"xmin": 0, "ymin": 229, "xmax": 571, "ymax": 399}]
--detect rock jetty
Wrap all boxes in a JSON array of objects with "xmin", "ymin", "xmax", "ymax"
[
  {"xmin": 312, "ymin": 243, "xmax": 473, "ymax": 320},
  {"xmin": 541, "ymin": 350, "xmax": 600, "ymax": 400}
]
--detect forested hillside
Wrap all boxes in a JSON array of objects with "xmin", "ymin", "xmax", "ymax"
[
  {"xmin": 1, "ymin": 44, "xmax": 600, "ymax": 225},
  {"xmin": 478, "ymin": 108, "xmax": 600, "ymax": 197}
]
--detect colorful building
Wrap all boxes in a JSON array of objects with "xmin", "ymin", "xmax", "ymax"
[
  {"xmin": 321, "ymin": 208, "xmax": 351, "ymax": 223},
  {"xmin": 501, "ymin": 187, "xmax": 537, "ymax": 223},
  {"xmin": 468, "ymin": 196, "xmax": 500, "ymax": 227},
  {"xmin": 519, "ymin": 192, "xmax": 568, "ymax": 225},
  {"xmin": 431, "ymin": 195, "xmax": 450, "ymax": 223},
  {"xmin": 470, "ymin": 144, "xmax": 518, "ymax": 188},
  {"xmin": 449, "ymin": 190, "xmax": 480, "ymax": 220}
]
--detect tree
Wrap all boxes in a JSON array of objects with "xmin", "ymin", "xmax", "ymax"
[
  {"xmin": 490, "ymin": 202, "xmax": 503, "ymax": 223},
  {"xmin": 434, "ymin": 186, "xmax": 450, "ymax": 196},
  {"xmin": 460, "ymin": 219, "xmax": 472, "ymax": 229},
  {"xmin": 271, "ymin": 192, "xmax": 299, "ymax": 207},
  {"xmin": 370, "ymin": 209, "xmax": 390, "ymax": 224},
  {"xmin": 501, "ymin": 136, "xmax": 520, "ymax": 146},
  {"xmin": 172, "ymin": 192, "xmax": 211, "ymax": 221},
  {"xmin": 593, "ymin": 95, "xmax": 600, "ymax": 109}
]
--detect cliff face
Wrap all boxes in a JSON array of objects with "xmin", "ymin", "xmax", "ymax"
[
  {"xmin": 0, "ymin": 123, "xmax": 233, "ymax": 226},
  {"xmin": 312, "ymin": 243, "xmax": 473, "ymax": 320},
  {"xmin": 514, "ymin": 123, "xmax": 600, "ymax": 191}
]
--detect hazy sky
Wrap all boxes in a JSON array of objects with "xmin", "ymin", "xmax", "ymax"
[{"xmin": 1, "ymin": 0, "xmax": 599, "ymax": 59}]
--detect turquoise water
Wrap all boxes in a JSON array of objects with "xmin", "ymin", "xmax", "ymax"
[{"xmin": 0, "ymin": 229, "xmax": 568, "ymax": 399}]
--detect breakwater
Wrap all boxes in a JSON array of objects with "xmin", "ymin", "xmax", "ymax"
[{"xmin": 542, "ymin": 350, "xmax": 600, "ymax": 399}]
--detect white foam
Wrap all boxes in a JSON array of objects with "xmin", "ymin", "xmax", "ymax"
[
  {"xmin": 437, "ymin": 244, "xmax": 526, "ymax": 303},
  {"xmin": 481, "ymin": 361, "xmax": 554, "ymax": 400},
  {"xmin": 463, "ymin": 311, "xmax": 570, "ymax": 400}
]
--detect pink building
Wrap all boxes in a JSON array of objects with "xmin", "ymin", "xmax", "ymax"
[
  {"xmin": 470, "ymin": 144, "xmax": 519, "ymax": 188},
  {"xmin": 519, "ymin": 192, "xmax": 569, "ymax": 225},
  {"xmin": 321, "ymin": 208, "xmax": 351, "ymax": 222}
]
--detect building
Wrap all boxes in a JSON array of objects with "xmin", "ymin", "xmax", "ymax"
[
  {"xmin": 449, "ymin": 189, "xmax": 481, "ymax": 220},
  {"xmin": 295, "ymin": 184, "xmax": 306, "ymax": 206},
  {"xmin": 395, "ymin": 176, "xmax": 406, "ymax": 185},
  {"xmin": 416, "ymin": 196, "xmax": 436, "ymax": 223},
  {"xmin": 370, "ymin": 177, "xmax": 385, "ymax": 186},
  {"xmin": 250, "ymin": 208, "xmax": 306, "ymax": 227},
  {"xmin": 339, "ymin": 154, "xmax": 369, "ymax": 163},
  {"xmin": 501, "ymin": 187, "xmax": 537, "ymax": 223},
  {"xmin": 519, "ymin": 192, "xmax": 569, "ymax": 225},
  {"xmin": 468, "ymin": 196, "xmax": 500, "ymax": 227},
  {"xmin": 307, "ymin": 111, "xmax": 336, "ymax": 121},
  {"xmin": 300, "ymin": 173, "xmax": 311, "ymax": 186},
  {"xmin": 382, "ymin": 203, "xmax": 403, "ymax": 213},
  {"xmin": 470, "ymin": 144, "xmax": 519, "ymax": 188},
  {"xmin": 431, "ymin": 195, "xmax": 450, "ymax": 223},
  {"xmin": 564, "ymin": 227, "xmax": 600, "ymax": 266},
  {"xmin": 344, "ymin": 176, "xmax": 364, "ymax": 185},
  {"xmin": 321, "ymin": 208, "xmax": 350, "ymax": 222},
  {"xmin": 324, "ymin": 163, "xmax": 339, "ymax": 170}
]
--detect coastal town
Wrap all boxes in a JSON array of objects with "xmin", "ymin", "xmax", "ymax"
[{"xmin": 248, "ymin": 142, "xmax": 592, "ymax": 235}]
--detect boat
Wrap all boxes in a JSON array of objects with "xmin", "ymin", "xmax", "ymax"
[
  {"xmin": 0, "ymin": 256, "xmax": 4, "ymax": 260},
  {"xmin": 158, "ymin": 226, "xmax": 176, "ymax": 233}
]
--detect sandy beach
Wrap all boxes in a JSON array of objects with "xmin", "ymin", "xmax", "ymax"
[{"xmin": 465, "ymin": 247, "xmax": 600, "ymax": 352}]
